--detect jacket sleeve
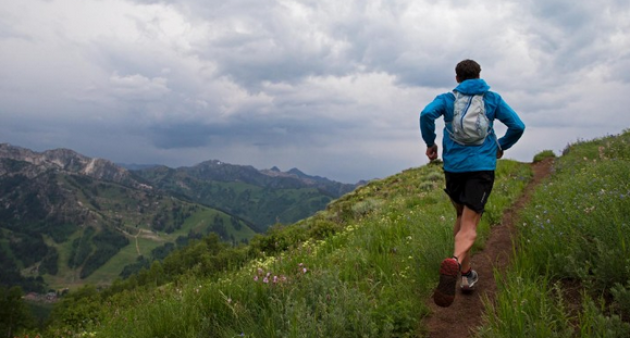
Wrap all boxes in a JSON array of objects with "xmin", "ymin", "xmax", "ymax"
[
  {"xmin": 494, "ymin": 95, "xmax": 525, "ymax": 151},
  {"xmin": 420, "ymin": 95, "xmax": 447, "ymax": 147}
]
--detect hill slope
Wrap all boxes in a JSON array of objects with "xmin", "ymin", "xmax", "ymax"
[
  {"xmin": 132, "ymin": 160, "xmax": 358, "ymax": 231},
  {"xmin": 41, "ymin": 154, "xmax": 534, "ymax": 337}
]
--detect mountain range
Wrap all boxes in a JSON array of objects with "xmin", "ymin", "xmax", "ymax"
[{"xmin": 0, "ymin": 143, "xmax": 359, "ymax": 291}]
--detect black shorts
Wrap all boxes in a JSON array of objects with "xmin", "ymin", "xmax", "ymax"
[{"xmin": 444, "ymin": 170, "xmax": 495, "ymax": 214}]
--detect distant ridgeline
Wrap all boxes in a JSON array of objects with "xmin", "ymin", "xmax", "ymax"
[{"xmin": 0, "ymin": 143, "xmax": 358, "ymax": 291}]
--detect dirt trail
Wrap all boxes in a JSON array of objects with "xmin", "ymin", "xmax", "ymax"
[{"xmin": 423, "ymin": 159, "xmax": 553, "ymax": 338}]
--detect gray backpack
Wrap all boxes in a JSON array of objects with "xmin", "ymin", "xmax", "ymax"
[{"xmin": 447, "ymin": 91, "xmax": 490, "ymax": 146}]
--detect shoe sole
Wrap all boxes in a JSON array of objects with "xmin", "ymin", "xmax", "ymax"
[{"xmin": 433, "ymin": 259, "xmax": 459, "ymax": 307}]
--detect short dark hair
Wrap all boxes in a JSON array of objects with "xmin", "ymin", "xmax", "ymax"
[{"xmin": 455, "ymin": 59, "xmax": 481, "ymax": 81}]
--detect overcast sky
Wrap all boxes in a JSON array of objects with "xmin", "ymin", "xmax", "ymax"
[{"xmin": 1, "ymin": 0, "xmax": 629, "ymax": 183}]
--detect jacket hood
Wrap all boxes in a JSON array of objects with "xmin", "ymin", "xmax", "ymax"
[{"xmin": 454, "ymin": 78, "xmax": 490, "ymax": 95}]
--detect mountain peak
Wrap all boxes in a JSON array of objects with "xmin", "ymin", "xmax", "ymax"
[
  {"xmin": 287, "ymin": 168, "xmax": 306, "ymax": 177},
  {"xmin": 0, "ymin": 143, "xmax": 146, "ymax": 189}
]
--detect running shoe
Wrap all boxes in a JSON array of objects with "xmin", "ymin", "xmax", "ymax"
[
  {"xmin": 433, "ymin": 257, "xmax": 460, "ymax": 307},
  {"xmin": 460, "ymin": 269, "xmax": 478, "ymax": 293}
]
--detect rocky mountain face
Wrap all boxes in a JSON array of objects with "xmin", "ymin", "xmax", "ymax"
[
  {"xmin": 0, "ymin": 144, "xmax": 122, "ymax": 232},
  {"xmin": 0, "ymin": 144, "xmax": 147, "ymax": 189}
]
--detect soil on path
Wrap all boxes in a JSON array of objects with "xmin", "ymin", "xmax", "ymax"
[{"xmin": 422, "ymin": 159, "xmax": 553, "ymax": 338}]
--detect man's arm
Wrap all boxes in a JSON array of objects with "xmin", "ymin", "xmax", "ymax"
[
  {"xmin": 420, "ymin": 95, "xmax": 447, "ymax": 160},
  {"xmin": 494, "ymin": 96, "xmax": 525, "ymax": 151}
]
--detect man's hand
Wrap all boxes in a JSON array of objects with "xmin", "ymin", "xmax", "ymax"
[
  {"xmin": 497, "ymin": 149, "xmax": 504, "ymax": 159},
  {"xmin": 426, "ymin": 144, "xmax": 438, "ymax": 161}
]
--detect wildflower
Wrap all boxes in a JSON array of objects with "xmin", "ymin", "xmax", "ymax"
[
  {"xmin": 263, "ymin": 277, "xmax": 269, "ymax": 283},
  {"xmin": 273, "ymin": 276, "xmax": 278, "ymax": 283},
  {"xmin": 253, "ymin": 276, "xmax": 259, "ymax": 282}
]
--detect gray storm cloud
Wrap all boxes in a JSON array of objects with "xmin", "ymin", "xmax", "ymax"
[{"xmin": 1, "ymin": 0, "xmax": 629, "ymax": 182}]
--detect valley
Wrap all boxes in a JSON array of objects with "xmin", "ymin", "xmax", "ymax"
[{"xmin": 0, "ymin": 143, "xmax": 358, "ymax": 292}]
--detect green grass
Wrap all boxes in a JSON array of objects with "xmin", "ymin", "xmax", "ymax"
[
  {"xmin": 38, "ymin": 201, "xmax": 256, "ymax": 290},
  {"xmin": 69, "ymin": 160, "xmax": 531, "ymax": 338},
  {"xmin": 43, "ymin": 231, "xmax": 84, "ymax": 289},
  {"xmin": 533, "ymin": 149, "xmax": 556, "ymax": 163},
  {"xmin": 478, "ymin": 131, "xmax": 630, "ymax": 337},
  {"xmin": 82, "ymin": 239, "xmax": 148, "ymax": 287},
  {"xmin": 79, "ymin": 207, "xmax": 255, "ymax": 287}
]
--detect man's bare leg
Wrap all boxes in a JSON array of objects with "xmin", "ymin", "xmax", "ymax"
[
  {"xmin": 433, "ymin": 204, "xmax": 482, "ymax": 307},
  {"xmin": 453, "ymin": 206, "xmax": 482, "ymax": 273}
]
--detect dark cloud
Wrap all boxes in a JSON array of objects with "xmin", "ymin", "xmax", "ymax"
[
  {"xmin": 148, "ymin": 107, "xmax": 358, "ymax": 150},
  {"xmin": 149, "ymin": 122, "xmax": 213, "ymax": 148},
  {"xmin": 1, "ymin": 0, "xmax": 630, "ymax": 182}
]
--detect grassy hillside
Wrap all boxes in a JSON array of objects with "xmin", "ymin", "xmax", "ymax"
[
  {"xmin": 35, "ymin": 155, "xmax": 531, "ymax": 337},
  {"xmin": 74, "ymin": 207, "xmax": 255, "ymax": 288},
  {"xmin": 478, "ymin": 131, "xmax": 630, "ymax": 337},
  {"xmin": 133, "ymin": 165, "xmax": 346, "ymax": 231}
]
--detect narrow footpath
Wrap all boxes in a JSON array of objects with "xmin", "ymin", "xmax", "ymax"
[{"xmin": 423, "ymin": 159, "xmax": 553, "ymax": 337}]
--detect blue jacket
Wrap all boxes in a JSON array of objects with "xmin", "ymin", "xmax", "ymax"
[{"xmin": 420, "ymin": 79, "xmax": 525, "ymax": 173}]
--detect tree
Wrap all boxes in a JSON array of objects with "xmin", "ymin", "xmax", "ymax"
[
  {"xmin": 46, "ymin": 284, "xmax": 101, "ymax": 333},
  {"xmin": 147, "ymin": 261, "xmax": 165, "ymax": 286},
  {"xmin": 0, "ymin": 286, "xmax": 33, "ymax": 338}
]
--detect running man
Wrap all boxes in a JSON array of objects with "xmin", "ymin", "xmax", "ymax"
[{"xmin": 419, "ymin": 59, "xmax": 525, "ymax": 307}]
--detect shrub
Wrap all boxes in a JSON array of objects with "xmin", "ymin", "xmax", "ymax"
[{"xmin": 533, "ymin": 149, "xmax": 556, "ymax": 163}]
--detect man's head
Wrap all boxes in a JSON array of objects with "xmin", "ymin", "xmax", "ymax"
[{"xmin": 455, "ymin": 59, "xmax": 481, "ymax": 83}]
